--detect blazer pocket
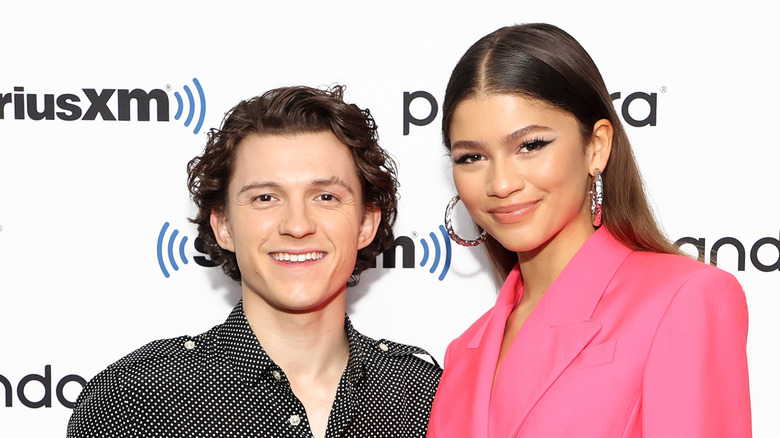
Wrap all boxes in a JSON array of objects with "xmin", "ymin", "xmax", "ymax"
[{"xmin": 567, "ymin": 339, "xmax": 616, "ymax": 372}]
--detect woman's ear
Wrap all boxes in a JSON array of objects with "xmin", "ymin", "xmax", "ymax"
[{"xmin": 588, "ymin": 119, "xmax": 613, "ymax": 174}]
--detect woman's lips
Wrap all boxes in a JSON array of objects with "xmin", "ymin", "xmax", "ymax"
[{"xmin": 488, "ymin": 200, "xmax": 540, "ymax": 224}]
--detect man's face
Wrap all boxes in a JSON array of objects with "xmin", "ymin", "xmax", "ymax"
[{"xmin": 210, "ymin": 132, "xmax": 380, "ymax": 314}]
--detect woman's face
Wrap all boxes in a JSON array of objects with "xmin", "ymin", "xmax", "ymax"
[{"xmin": 449, "ymin": 94, "xmax": 606, "ymax": 257}]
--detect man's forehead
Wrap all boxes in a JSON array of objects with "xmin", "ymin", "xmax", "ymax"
[
  {"xmin": 230, "ymin": 133, "xmax": 363, "ymax": 192},
  {"xmin": 236, "ymin": 132, "xmax": 355, "ymax": 162}
]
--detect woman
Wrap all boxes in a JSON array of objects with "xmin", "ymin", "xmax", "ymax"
[{"xmin": 427, "ymin": 23, "xmax": 751, "ymax": 437}]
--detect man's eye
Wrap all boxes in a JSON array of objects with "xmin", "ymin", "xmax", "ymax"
[
  {"xmin": 255, "ymin": 194, "xmax": 274, "ymax": 202},
  {"xmin": 317, "ymin": 194, "xmax": 336, "ymax": 201}
]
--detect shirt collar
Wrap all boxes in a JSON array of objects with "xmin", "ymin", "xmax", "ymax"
[
  {"xmin": 217, "ymin": 301, "xmax": 370, "ymax": 384},
  {"xmin": 217, "ymin": 301, "xmax": 274, "ymax": 383},
  {"xmin": 344, "ymin": 315, "xmax": 370, "ymax": 384}
]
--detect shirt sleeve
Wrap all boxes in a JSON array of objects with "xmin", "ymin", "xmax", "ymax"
[
  {"xmin": 642, "ymin": 268, "xmax": 751, "ymax": 437},
  {"xmin": 66, "ymin": 366, "xmax": 131, "ymax": 438}
]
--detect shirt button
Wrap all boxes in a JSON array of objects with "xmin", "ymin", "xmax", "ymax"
[
  {"xmin": 378, "ymin": 342, "xmax": 389, "ymax": 352},
  {"xmin": 184, "ymin": 340, "xmax": 196, "ymax": 350},
  {"xmin": 272, "ymin": 370, "xmax": 281, "ymax": 381},
  {"xmin": 289, "ymin": 414, "xmax": 301, "ymax": 426}
]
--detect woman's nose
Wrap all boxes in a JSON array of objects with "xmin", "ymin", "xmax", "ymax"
[{"xmin": 487, "ymin": 157, "xmax": 524, "ymax": 198}]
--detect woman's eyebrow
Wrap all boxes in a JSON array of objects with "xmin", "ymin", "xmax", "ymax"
[
  {"xmin": 450, "ymin": 139, "xmax": 486, "ymax": 152},
  {"xmin": 451, "ymin": 124, "xmax": 552, "ymax": 151},
  {"xmin": 502, "ymin": 124, "xmax": 551, "ymax": 144}
]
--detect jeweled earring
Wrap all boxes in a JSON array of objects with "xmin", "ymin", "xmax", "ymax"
[
  {"xmin": 444, "ymin": 195, "xmax": 487, "ymax": 247},
  {"xmin": 590, "ymin": 169, "xmax": 603, "ymax": 227}
]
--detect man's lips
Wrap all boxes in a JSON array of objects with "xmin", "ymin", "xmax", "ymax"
[
  {"xmin": 488, "ymin": 200, "xmax": 540, "ymax": 224},
  {"xmin": 270, "ymin": 251, "xmax": 326, "ymax": 263}
]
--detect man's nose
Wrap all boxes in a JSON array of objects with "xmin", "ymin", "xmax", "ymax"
[{"xmin": 278, "ymin": 200, "xmax": 316, "ymax": 238}]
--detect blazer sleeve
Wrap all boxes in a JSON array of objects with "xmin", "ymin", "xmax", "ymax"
[{"xmin": 641, "ymin": 267, "xmax": 751, "ymax": 437}]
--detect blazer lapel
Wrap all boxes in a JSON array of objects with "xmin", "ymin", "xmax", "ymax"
[
  {"xmin": 489, "ymin": 304, "xmax": 602, "ymax": 436},
  {"xmin": 489, "ymin": 229, "xmax": 632, "ymax": 437},
  {"xmin": 448, "ymin": 266, "xmax": 523, "ymax": 435}
]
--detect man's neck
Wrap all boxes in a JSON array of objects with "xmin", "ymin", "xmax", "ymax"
[
  {"xmin": 241, "ymin": 290, "xmax": 350, "ymax": 438},
  {"xmin": 241, "ymin": 289, "xmax": 350, "ymax": 378}
]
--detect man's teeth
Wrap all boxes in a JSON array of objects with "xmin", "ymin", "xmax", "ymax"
[{"xmin": 272, "ymin": 252, "xmax": 325, "ymax": 262}]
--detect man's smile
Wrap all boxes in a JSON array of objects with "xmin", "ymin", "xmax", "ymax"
[{"xmin": 270, "ymin": 251, "xmax": 326, "ymax": 263}]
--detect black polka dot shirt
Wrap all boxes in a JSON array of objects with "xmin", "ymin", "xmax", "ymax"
[{"xmin": 67, "ymin": 301, "xmax": 442, "ymax": 437}]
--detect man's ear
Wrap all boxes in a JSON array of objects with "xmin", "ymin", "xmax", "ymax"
[
  {"xmin": 357, "ymin": 208, "xmax": 382, "ymax": 250},
  {"xmin": 210, "ymin": 209, "xmax": 235, "ymax": 252},
  {"xmin": 588, "ymin": 119, "xmax": 613, "ymax": 174}
]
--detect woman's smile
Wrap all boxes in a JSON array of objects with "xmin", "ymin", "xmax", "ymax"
[{"xmin": 487, "ymin": 200, "xmax": 541, "ymax": 224}]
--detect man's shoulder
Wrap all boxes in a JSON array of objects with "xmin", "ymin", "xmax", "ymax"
[
  {"xmin": 352, "ymin": 328, "xmax": 442, "ymax": 377},
  {"xmin": 106, "ymin": 325, "xmax": 219, "ymax": 372},
  {"xmin": 346, "ymin": 327, "xmax": 441, "ymax": 419},
  {"xmin": 67, "ymin": 325, "xmax": 224, "ymax": 436},
  {"xmin": 77, "ymin": 324, "xmax": 223, "ymax": 399}
]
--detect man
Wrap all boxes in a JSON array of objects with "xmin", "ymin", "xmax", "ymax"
[{"xmin": 67, "ymin": 86, "xmax": 441, "ymax": 437}]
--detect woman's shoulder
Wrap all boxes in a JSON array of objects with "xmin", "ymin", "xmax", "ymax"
[
  {"xmin": 619, "ymin": 250, "xmax": 744, "ymax": 303},
  {"xmin": 627, "ymin": 250, "xmax": 737, "ymax": 281}
]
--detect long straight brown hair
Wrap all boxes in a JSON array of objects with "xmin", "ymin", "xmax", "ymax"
[{"xmin": 442, "ymin": 23, "xmax": 680, "ymax": 281}]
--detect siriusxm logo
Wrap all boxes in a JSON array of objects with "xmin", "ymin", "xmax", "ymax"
[
  {"xmin": 419, "ymin": 225, "xmax": 452, "ymax": 281},
  {"xmin": 156, "ymin": 222, "xmax": 216, "ymax": 278},
  {"xmin": 370, "ymin": 225, "xmax": 452, "ymax": 281},
  {"xmin": 0, "ymin": 78, "xmax": 206, "ymax": 134},
  {"xmin": 171, "ymin": 78, "xmax": 207, "ymax": 134},
  {"xmin": 156, "ymin": 222, "xmax": 453, "ymax": 281}
]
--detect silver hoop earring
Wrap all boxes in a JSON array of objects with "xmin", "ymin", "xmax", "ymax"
[
  {"xmin": 444, "ymin": 195, "xmax": 487, "ymax": 247},
  {"xmin": 590, "ymin": 169, "xmax": 604, "ymax": 227}
]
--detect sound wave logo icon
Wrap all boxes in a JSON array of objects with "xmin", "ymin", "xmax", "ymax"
[
  {"xmin": 419, "ymin": 225, "xmax": 452, "ymax": 281},
  {"xmin": 172, "ymin": 78, "xmax": 206, "ymax": 135},
  {"xmin": 156, "ymin": 222, "xmax": 190, "ymax": 278}
]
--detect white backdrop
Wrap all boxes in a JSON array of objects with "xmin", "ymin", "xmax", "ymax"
[{"xmin": 1, "ymin": 1, "xmax": 777, "ymax": 436}]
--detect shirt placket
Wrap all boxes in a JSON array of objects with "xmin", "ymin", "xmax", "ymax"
[
  {"xmin": 324, "ymin": 369, "xmax": 356, "ymax": 438},
  {"xmin": 266, "ymin": 365, "xmax": 315, "ymax": 438}
]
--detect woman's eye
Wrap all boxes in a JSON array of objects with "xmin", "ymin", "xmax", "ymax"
[
  {"xmin": 519, "ymin": 139, "xmax": 552, "ymax": 153},
  {"xmin": 454, "ymin": 153, "xmax": 483, "ymax": 164}
]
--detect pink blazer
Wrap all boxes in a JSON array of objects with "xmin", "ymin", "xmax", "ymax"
[{"xmin": 427, "ymin": 228, "xmax": 751, "ymax": 437}]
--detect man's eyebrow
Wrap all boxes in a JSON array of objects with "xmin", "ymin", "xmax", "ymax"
[
  {"xmin": 311, "ymin": 176, "xmax": 355, "ymax": 195},
  {"xmin": 237, "ymin": 181, "xmax": 281, "ymax": 195},
  {"xmin": 450, "ymin": 124, "xmax": 552, "ymax": 151},
  {"xmin": 237, "ymin": 177, "xmax": 355, "ymax": 195}
]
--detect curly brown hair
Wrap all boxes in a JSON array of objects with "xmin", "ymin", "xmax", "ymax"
[{"xmin": 187, "ymin": 85, "xmax": 398, "ymax": 286}]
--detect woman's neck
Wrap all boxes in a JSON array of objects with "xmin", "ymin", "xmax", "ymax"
[{"xmin": 517, "ymin": 222, "xmax": 595, "ymax": 301}]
